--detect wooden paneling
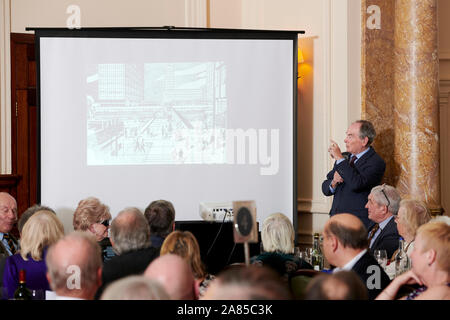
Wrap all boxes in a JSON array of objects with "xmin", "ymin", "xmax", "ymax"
[
  {"xmin": 0, "ymin": 174, "xmax": 21, "ymax": 196},
  {"xmin": 10, "ymin": 33, "xmax": 36, "ymax": 216}
]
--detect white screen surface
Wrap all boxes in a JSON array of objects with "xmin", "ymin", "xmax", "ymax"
[{"xmin": 39, "ymin": 36, "xmax": 294, "ymax": 232}]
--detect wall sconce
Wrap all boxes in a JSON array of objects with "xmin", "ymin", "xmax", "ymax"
[
  {"xmin": 298, "ymin": 48, "xmax": 305, "ymax": 64},
  {"xmin": 297, "ymin": 48, "xmax": 304, "ymax": 79}
]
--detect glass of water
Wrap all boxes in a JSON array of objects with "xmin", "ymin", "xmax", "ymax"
[{"xmin": 374, "ymin": 249, "xmax": 388, "ymax": 269}]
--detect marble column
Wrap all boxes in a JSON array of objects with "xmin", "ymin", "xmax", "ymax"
[{"xmin": 394, "ymin": 0, "xmax": 441, "ymax": 213}]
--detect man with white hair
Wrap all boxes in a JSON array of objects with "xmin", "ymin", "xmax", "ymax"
[
  {"xmin": 0, "ymin": 192, "xmax": 19, "ymax": 257},
  {"xmin": 365, "ymin": 184, "xmax": 401, "ymax": 259},
  {"xmin": 95, "ymin": 207, "xmax": 159, "ymax": 298}
]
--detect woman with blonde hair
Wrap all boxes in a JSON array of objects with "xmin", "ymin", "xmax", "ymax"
[
  {"xmin": 384, "ymin": 199, "xmax": 432, "ymax": 278},
  {"xmin": 376, "ymin": 218, "xmax": 450, "ymax": 300},
  {"xmin": 250, "ymin": 212, "xmax": 312, "ymax": 280},
  {"xmin": 73, "ymin": 197, "xmax": 113, "ymax": 261},
  {"xmin": 2, "ymin": 210, "xmax": 64, "ymax": 299},
  {"xmin": 160, "ymin": 230, "xmax": 214, "ymax": 298}
]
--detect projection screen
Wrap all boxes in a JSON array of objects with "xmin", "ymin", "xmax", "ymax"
[{"xmin": 35, "ymin": 28, "xmax": 299, "ymax": 232}]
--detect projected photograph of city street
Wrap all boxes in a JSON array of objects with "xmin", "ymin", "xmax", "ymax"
[{"xmin": 86, "ymin": 62, "xmax": 227, "ymax": 165}]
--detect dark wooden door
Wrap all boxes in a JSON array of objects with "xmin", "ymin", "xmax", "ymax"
[{"xmin": 10, "ymin": 33, "xmax": 37, "ymax": 217}]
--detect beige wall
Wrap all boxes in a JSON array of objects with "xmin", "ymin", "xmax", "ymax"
[
  {"xmin": 10, "ymin": 0, "xmax": 188, "ymax": 32},
  {"xmin": 211, "ymin": 0, "xmax": 362, "ymax": 242},
  {"xmin": 1, "ymin": 0, "xmax": 361, "ymax": 238}
]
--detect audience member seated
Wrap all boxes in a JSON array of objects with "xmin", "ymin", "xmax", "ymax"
[
  {"xmin": 384, "ymin": 199, "xmax": 431, "ymax": 279},
  {"xmin": 46, "ymin": 231, "xmax": 102, "ymax": 300},
  {"xmin": 73, "ymin": 197, "xmax": 114, "ymax": 262},
  {"xmin": 160, "ymin": 230, "xmax": 215, "ymax": 298},
  {"xmin": 250, "ymin": 213, "xmax": 312, "ymax": 281},
  {"xmin": 376, "ymin": 217, "xmax": 450, "ymax": 300},
  {"xmin": 0, "ymin": 192, "xmax": 19, "ymax": 299},
  {"xmin": 100, "ymin": 275, "xmax": 170, "ymax": 300},
  {"xmin": 304, "ymin": 270, "xmax": 368, "ymax": 300},
  {"xmin": 365, "ymin": 184, "xmax": 401, "ymax": 259},
  {"xmin": 3, "ymin": 210, "xmax": 64, "ymax": 299},
  {"xmin": 144, "ymin": 253, "xmax": 196, "ymax": 300},
  {"xmin": 322, "ymin": 213, "xmax": 390, "ymax": 300},
  {"xmin": 201, "ymin": 264, "xmax": 292, "ymax": 300},
  {"xmin": 144, "ymin": 200, "xmax": 175, "ymax": 251},
  {"xmin": 95, "ymin": 207, "xmax": 159, "ymax": 298},
  {"xmin": 17, "ymin": 204, "xmax": 56, "ymax": 235}
]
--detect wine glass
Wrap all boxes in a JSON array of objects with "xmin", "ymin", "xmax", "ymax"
[{"xmin": 374, "ymin": 249, "xmax": 387, "ymax": 269}]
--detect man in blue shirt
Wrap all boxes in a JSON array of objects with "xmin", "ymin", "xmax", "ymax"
[
  {"xmin": 322, "ymin": 120, "xmax": 386, "ymax": 230},
  {"xmin": 365, "ymin": 184, "xmax": 401, "ymax": 259}
]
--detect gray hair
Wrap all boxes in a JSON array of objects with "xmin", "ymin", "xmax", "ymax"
[
  {"xmin": 354, "ymin": 120, "xmax": 376, "ymax": 145},
  {"xmin": 261, "ymin": 213, "xmax": 295, "ymax": 254},
  {"xmin": 46, "ymin": 231, "xmax": 102, "ymax": 293},
  {"xmin": 101, "ymin": 275, "xmax": 170, "ymax": 300},
  {"xmin": 370, "ymin": 184, "xmax": 401, "ymax": 215},
  {"xmin": 110, "ymin": 207, "xmax": 150, "ymax": 255}
]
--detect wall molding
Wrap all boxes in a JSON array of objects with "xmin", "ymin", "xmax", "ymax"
[
  {"xmin": 440, "ymin": 51, "xmax": 450, "ymax": 60},
  {"xmin": 440, "ymin": 79, "xmax": 450, "ymax": 107},
  {"xmin": 297, "ymin": 197, "xmax": 330, "ymax": 213},
  {"xmin": 184, "ymin": 0, "xmax": 207, "ymax": 27},
  {"xmin": 0, "ymin": 0, "xmax": 11, "ymax": 174}
]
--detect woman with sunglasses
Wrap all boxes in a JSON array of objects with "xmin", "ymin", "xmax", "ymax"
[{"xmin": 73, "ymin": 197, "xmax": 114, "ymax": 262}]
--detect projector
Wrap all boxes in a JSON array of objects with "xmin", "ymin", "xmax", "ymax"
[{"xmin": 199, "ymin": 202, "xmax": 233, "ymax": 221}]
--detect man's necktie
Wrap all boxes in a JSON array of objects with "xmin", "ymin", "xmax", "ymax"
[
  {"xmin": 349, "ymin": 155, "xmax": 357, "ymax": 167},
  {"xmin": 368, "ymin": 223, "xmax": 380, "ymax": 245},
  {"xmin": 3, "ymin": 233, "xmax": 16, "ymax": 255}
]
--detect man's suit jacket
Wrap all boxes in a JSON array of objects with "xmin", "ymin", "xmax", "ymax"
[
  {"xmin": 369, "ymin": 217, "xmax": 400, "ymax": 259},
  {"xmin": 0, "ymin": 233, "xmax": 19, "ymax": 259},
  {"xmin": 352, "ymin": 251, "xmax": 391, "ymax": 300},
  {"xmin": 322, "ymin": 147, "xmax": 386, "ymax": 229},
  {"xmin": 0, "ymin": 234, "xmax": 18, "ymax": 300},
  {"xmin": 94, "ymin": 246, "xmax": 160, "ymax": 299}
]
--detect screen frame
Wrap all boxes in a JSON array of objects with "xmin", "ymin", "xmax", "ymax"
[{"xmin": 33, "ymin": 27, "xmax": 301, "ymax": 242}]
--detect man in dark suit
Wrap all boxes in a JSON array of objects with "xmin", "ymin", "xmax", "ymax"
[
  {"xmin": 365, "ymin": 184, "xmax": 401, "ymax": 259},
  {"xmin": 95, "ymin": 207, "xmax": 159, "ymax": 299},
  {"xmin": 323, "ymin": 213, "xmax": 391, "ymax": 300},
  {"xmin": 0, "ymin": 192, "xmax": 19, "ymax": 258},
  {"xmin": 322, "ymin": 120, "xmax": 386, "ymax": 229},
  {"xmin": 0, "ymin": 192, "xmax": 19, "ymax": 299}
]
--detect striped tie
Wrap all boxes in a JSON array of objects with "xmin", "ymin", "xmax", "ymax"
[
  {"xmin": 3, "ymin": 233, "xmax": 16, "ymax": 255},
  {"xmin": 368, "ymin": 223, "xmax": 380, "ymax": 246},
  {"xmin": 349, "ymin": 155, "xmax": 357, "ymax": 167}
]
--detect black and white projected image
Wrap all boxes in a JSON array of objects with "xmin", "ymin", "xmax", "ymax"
[{"xmin": 86, "ymin": 62, "xmax": 227, "ymax": 165}]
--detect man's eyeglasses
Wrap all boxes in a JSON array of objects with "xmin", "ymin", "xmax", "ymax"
[
  {"xmin": 100, "ymin": 220, "xmax": 110, "ymax": 227},
  {"xmin": 380, "ymin": 186, "xmax": 391, "ymax": 210}
]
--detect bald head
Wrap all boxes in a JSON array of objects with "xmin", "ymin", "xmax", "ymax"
[
  {"xmin": 144, "ymin": 254, "xmax": 195, "ymax": 300},
  {"xmin": 305, "ymin": 271, "xmax": 368, "ymax": 300},
  {"xmin": 0, "ymin": 192, "xmax": 18, "ymax": 233},
  {"xmin": 324, "ymin": 214, "xmax": 368, "ymax": 250},
  {"xmin": 326, "ymin": 213, "xmax": 364, "ymax": 230},
  {"xmin": 46, "ymin": 231, "xmax": 102, "ymax": 299}
]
